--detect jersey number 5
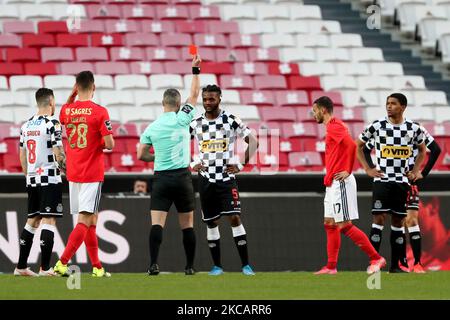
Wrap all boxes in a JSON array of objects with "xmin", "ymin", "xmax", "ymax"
[{"xmin": 67, "ymin": 123, "xmax": 88, "ymax": 149}]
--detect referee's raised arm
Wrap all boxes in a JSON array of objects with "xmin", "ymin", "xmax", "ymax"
[{"xmin": 186, "ymin": 55, "xmax": 201, "ymax": 106}]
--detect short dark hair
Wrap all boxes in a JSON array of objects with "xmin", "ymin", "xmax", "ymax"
[
  {"xmin": 202, "ymin": 84, "xmax": 222, "ymax": 96},
  {"xmin": 387, "ymin": 93, "xmax": 407, "ymax": 107},
  {"xmin": 35, "ymin": 88, "xmax": 54, "ymax": 107},
  {"xmin": 313, "ymin": 96, "xmax": 333, "ymax": 113},
  {"xmin": 76, "ymin": 70, "xmax": 95, "ymax": 91},
  {"xmin": 163, "ymin": 88, "xmax": 181, "ymax": 107}
]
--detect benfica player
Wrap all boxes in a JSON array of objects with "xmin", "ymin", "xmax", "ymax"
[
  {"xmin": 54, "ymin": 71, "xmax": 114, "ymax": 277},
  {"xmin": 311, "ymin": 96, "xmax": 386, "ymax": 275}
]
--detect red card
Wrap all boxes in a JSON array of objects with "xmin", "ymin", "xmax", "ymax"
[{"xmin": 189, "ymin": 45, "xmax": 198, "ymax": 56}]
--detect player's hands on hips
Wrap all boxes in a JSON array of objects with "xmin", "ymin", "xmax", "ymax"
[
  {"xmin": 226, "ymin": 164, "xmax": 241, "ymax": 174},
  {"xmin": 334, "ymin": 171, "xmax": 350, "ymax": 181},
  {"xmin": 192, "ymin": 55, "xmax": 201, "ymax": 67},
  {"xmin": 407, "ymin": 170, "xmax": 423, "ymax": 183},
  {"xmin": 366, "ymin": 167, "xmax": 384, "ymax": 178}
]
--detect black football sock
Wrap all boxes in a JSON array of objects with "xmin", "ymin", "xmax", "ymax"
[
  {"xmin": 232, "ymin": 224, "xmax": 249, "ymax": 267},
  {"xmin": 408, "ymin": 226, "xmax": 422, "ymax": 265},
  {"xmin": 149, "ymin": 225, "xmax": 163, "ymax": 266},
  {"xmin": 17, "ymin": 224, "xmax": 36, "ymax": 269},
  {"xmin": 182, "ymin": 228, "xmax": 196, "ymax": 269},
  {"xmin": 207, "ymin": 226, "xmax": 222, "ymax": 268},
  {"xmin": 369, "ymin": 224, "xmax": 384, "ymax": 252},
  {"xmin": 40, "ymin": 224, "xmax": 55, "ymax": 271}
]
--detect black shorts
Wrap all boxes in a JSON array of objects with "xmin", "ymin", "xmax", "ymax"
[
  {"xmin": 406, "ymin": 184, "xmax": 420, "ymax": 211},
  {"xmin": 372, "ymin": 181, "xmax": 409, "ymax": 215},
  {"xmin": 150, "ymin": 168, "xmax": 195, "ymax": 213},
  {"xmin": 198, "ymin": 176, "xmax": 241, "ymax": 222},
  {"xmin": 27, "ymin": 183, "xmax": 63, "ymax": 218}
]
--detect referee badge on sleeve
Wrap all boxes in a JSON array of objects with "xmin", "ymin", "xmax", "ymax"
[
  {"xmin": 105, "ymin": 120, "xmax": 113, "ymax": 131},
  {"xmin": 181, "ymin": 104, "xmax": 193, "ymax": 114}
]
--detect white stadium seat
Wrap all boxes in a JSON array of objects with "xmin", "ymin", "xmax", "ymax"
[
  {"xmin": 222, "ymin": 5, "xmax": 257, "ymax": 20},
  {"xmin": 281, "ymin": 48, "xmax": 316, "ymax": 62},
  {"xmin": 350, "ymin": 48, "xmax": 384, "ymax": 62},
  {"xmin": 358, "ymin": 76, "xmax": 393, "ymax": 90},
  {"xmin": 299, "ymin": 62, "xmax": 336, "ymax": 76},
  {"xmin": 392, "ymin": 76, "xmax": 426, "ymax": 90},
  {"xmin": 415, "ymin": 91, "xmax": 449, "ymax": 107},
  {"xmin": 149, "ymin": 75, "xmax": 184, "ymax": 90},
  {"xmin": 221, "ymin": 90, "xmax": 242, "ymax": 105},
  {"xmin": 335, "ymin": 62, "xmax": 370, "ymax": 76},
  {"xmin": 94, "ymin": 75, "xmax": 115, "ymax": 90},
  {"xmin": 296, "ymin": 34, "xmax": 329, "ymax": 47},
  {"xmin": 0, "ymin": 92, "xmax": 30, "ymax": 108},
  {"xmin": 240, "ymin": 21, "xmax": 275, "ymax": 34},
  {"xmin": 321, "ymin": 76, "xmax": 358, "ymax": 91},
  {"xmin": 275, "ymin": 21, "xmax": 309, "ymax": 34},
  {"xmin": 329, "ymin": 34, "xmax": 363, "ymax": 48},
  {"xmin": 404, "ymin": 106, "xmax": 435, "ymax": 122},
  {"xmin": 341, "ymin": 91, "xmax": 379, "ymax": 108},
  {"xmin": 257, "ymin": 5, "xmax": 290, "ymax": 20},
  {"xmin": 222, "ymin": 105, "xmax": 260, "ymax": 121},
  {"xmin": 44, "ymin": 75, "xmax": 76, "ymax": 90},
  {"xmin": 120, "ymin": 107, "xmax": 156, "ymax": 122},
  {"xmin": 290, "ymin": 5, "xmax": 322, "ymax": 20},
  {"xmin": 261, "ymin": 34, "xmax": 296, "ymax": 48},
  {"xmin": 0, "ymin": 77, "xmax": 8, "ymax": 91},
  {"xmin": 369, "ymin": 62, "xmax": 404, "ymax": 76},
  {"xmin": 432, "ymin": 106, "xmax": 450, "ymax": 123},
  {"xmin": 19, "ymin": 5, "xmax": 54, "ymax": 20},
  {"xmin": 316, "ymin": 48, "xmax": 351, "ymax": 62},
  {"xmin": 134, "ymin": 90, "xmax": 165, "ymax": 108},
  {"xmin": 115, "ymin": 75, "xmax": 149, "ymax": 91},
  {"xmin": 9, "ymin": 76, "xmax": 43, "ymax": 92},
  {"xmin": 183, "ymin": 74, "xmax": 218, "ymax": 88},
  {"xmin": 99, "ymin": 91, "xmax": 135, "ymax": 108}
]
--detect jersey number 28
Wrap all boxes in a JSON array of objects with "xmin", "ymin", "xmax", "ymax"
[{"xmin": 67, "ymin": 123, "xmax": 88, "ymax": 149}]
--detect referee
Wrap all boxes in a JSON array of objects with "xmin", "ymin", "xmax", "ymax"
[
  {"xmin": 137, "ymin": 55, "xmax": 201, "ymax": 276},
  {"xmin": 357, "ymin": 93, "xmax": 427, "ymax": 273}
]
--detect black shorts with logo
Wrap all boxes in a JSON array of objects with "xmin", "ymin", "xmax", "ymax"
[
  {"xmin": 372, "ymin": 181, "xmax": 409, "ymax": 215},
  {"xmin": 406, "ymin": 184, "xmax": 420, "ymax": 211},
  {"xmin": 198, "ymin": 175, "xmax": 241, "ymax": 222},
  {"xmin": 150, "ymin": 167, "xmax": 195, "ymax": 212},
  {"xmin": 27, "ymin": 183, "xmax": 63, "ymax": 218}
]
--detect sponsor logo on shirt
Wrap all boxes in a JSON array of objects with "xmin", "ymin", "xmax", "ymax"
[
  {"xmin": 381, "ymin": 146, "xmax": 411, "ymax": 159},
  {"xmin": 68, "ymin": 108, "xmax": 92, "ymax": 116},
  {"xmin": 201, "ymin": 139, "xmax": 228, "ymax": 153}
]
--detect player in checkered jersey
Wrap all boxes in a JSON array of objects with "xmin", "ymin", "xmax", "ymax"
[
  {"xmin": 190, "ymin": 85, "xmax": 259, "ymax": 276},
  {"xmin": 357, "ymin": 93, "xmax": 427, "ymax": 273},
  {"xmin": 14, "ymin": 88, "xmax": 66, "ymax": 277},
  {"xmin": 364, "ymin": 125, "xmax": 441, "ymax": 273}
]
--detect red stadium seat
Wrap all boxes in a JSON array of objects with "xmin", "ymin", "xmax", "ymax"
[
  {"xmin": 76, "ymin": 47, "xmax": 109, "ymax": 62},
  {"xmin": 110, "ymin": 47, "xmax": 145, "ymax": 61},
  {"xmin": 91, "ymin": 33, "xmax": 124, "ymax": 47},
  {"xmin": 247, "ymin": 121, "xmax": 281, "ymax": 137},
  {"xmin": 22, "ymin": 34, "xmax": 55, "ymax": 48},
  {"xmin": 189, "ymin": 6, "xmax": 221, "ymax": 20},
  {"xmin": 234, "ymin": 62, "xmax": 268, "ymax": 75},
  {"xmin": 201, "ymin": 62, "xmax": 233, "ymax": 75},
  {"xmin": 175, "ymin": 20, "xmax": 208, "ymax": 34},
  {"xmin": 129, "ymin": 61, "xmax": 164, "ymax": 74},
  {"xmin": 0, "ymin": 123, "xmax": 21, "ymax": 139},
  {"xmin": 282, "ymin": 122, "xmax": 318, "ymax": 138},
  {"xmin": 113, "ymin": 123, "xmax": 139, "ymax": 137},
  {"xmin": 24, "ymin": 63, "xmax": 57, "ymax": 75},
  {"xmin": 141, "ymin": 20, "xmax": 175, "ymax": 33},
  {"xmin": 3, "ymin": 153, "xmax": 21, "ymax": 173},
  {"xmin": 295, "ymin": 108, "xmax": 316, "ymax": 122},
  {"xmin": 260, "ymin": 107, "xmax": 296, "ymax": 122},
  {"xmin": 193, "ymin": 34, "xmax": 227, "ymax": 48},
  {"xmin": 350, "ymin": 122, "xmax": 366, "ymax": 139},
  {"xmin": 207, "ymin": 21, "xmax": 239, "ymax": 34},
  {"xmin": 288, "ymin": 76, "xmax": 322, "ymax": 90},
  {"xmin": 156, "ymin": 5, "xmax": 189, "ymax": 20},
  {"xmin": 111, "ymin": 153, "xmax": 145, "ymax": 171},
  {"xmin": 60, "ymin": 62, "xmax": 95, "ymax": 75},
  {"xmin": 288, "ymin": 151, "xmax": 323, "ymax": 170},
  {"xmin": 215, "ymin": 49, "xmax": 249, "ymax": 62},
  {"xmin": 124, "ymin": 33, "xmax": 159, "ymax": 47},
  {"xmin": 240, "ymin": 90, "xmax": 275, "ymax": 106},
  {"xmin": 279, "ymin": 138, "xmax": 302, "ymax": 153},
  {"xmin": 267, "ymin": 62, "xmax": 300, "ymax": 75},
  {"xmin": 105, "ymin": 0, "xmax": 136, "ymax": 4},
  {"xmin": 140, "ymin": 0, "xmax": 170, "ymax": 4},
  {"xmin": 220, "ymin": 75, "xmax": 254, "ymax": 90},
  {"xmin": 163, "ymin": 61, "xmax": 192, "ymax": 74},
  {"xmin": 41, "ymin": 48, "xmax": 74, "ymax": 62},
  {"xmin": 86, "ymin": 5, "xmax": 122, "ymax": 19},
  {"xmin": 248, "ymin": 48, "xmax": 280, "ymax": 62},
  {"xmin": 254, "ymin": 75, "xmax": 287, "ymax": 90},
  {"xmin": 310, "ymin": 91, "xmax": 343, "ymax": 106},
  {"xmin": 37, "ymin": 21, "xmax": 68, "ymax": 34},
  {"xmin": 229, "ymin": 34, "xmax": 260, "ymax": 48},
  {"xmin": 0, "ymin": 63, "xmax": 24, "ymax": 75},
  {"xmin": 301, "ymin": 139, "xmax": 326, "ymax": 153},
  {"xmin": 172, "ymin": 0, "xmax": 201, "ymax": 5},
  {"xmin": 105, "ymin": 20, "xmax": 140, "ymax": 33},
  {"xmin": 3, "ymin": 21, "xmax": 35, "ymax": 34},
  {"xmin": 0, "ymin": 34, "xmax": 21, "ymax": 47},
  {"xmin": 146, "ymin": 47, "xmax": 180, "ymax": 61},
  {"xmin": 6, "ymin": 48, "xmax": 40, "ymax": 63},
  {"xmin": 56, "ymin": 34, "xmax": 89, "ymax": 47},
  {"xmin": 78, "ymin": 20, "xmax": 106, "ymax": 33},
  {"xmin": 275, "ymin": 91, "xmax": 309, "ymax": 107},
  {"xmin": 339, "ymin": 107, "xmax": 364, "ymax": 123},
  {"xmin": 160, "ymin": 33, "xmax": 192, "ymax": 47},
  {"xmin": 95, "ymin": 62, "xmax": 130, "ymax": 75},
  {"xmin": 121, "ymin": 5, "xmax": 156, "ymax": 20}
]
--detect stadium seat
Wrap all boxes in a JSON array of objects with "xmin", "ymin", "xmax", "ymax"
[
  {"xmin": 307, "ymin": 20, "xmax": 341, "ymax": 34},
  {"xmin": 183, "ymin": 74, "xmax": 218, "ymax": 88},
  {"xmin": 275, "ymin": 21, "xmax": 309, "ymax": 34},
  {"xmin": 216, "ymin": 49, "xmax": 249, "ymax": 62},
  {"xmin": 9, "ymin": 76, "xmax": 43, "ymax": 92},
  {"xmin": 260, "ymin": 107, "xmax": 296, "ymax": 122},
  {"xmin": 404, "ymin": 106, "xmax": 435, "ymax": 122},
  {"xmin": 254, "ymin": 75, "xmax": 287, "ymax": 90},
  {"xmin": 76, "ymin": 47, "xmax": 109, "ymax": 62},
  {"xmin": 207, "ymin": 21, "xmax": 240, "ymax": 34},
  {"xmin": 44, "ymin": 75, "xmax": 76, "ymax": 90},
  {"xmin": 280, "ymin": 48, "xmax": 315, "ymax": 63},
  {"xmin": 160, "ymin": 33, "xmax": 192, "ymax": 47},
  {"xmin": 115, "ymin": 75, "xmax": 149, "ymax": 90},
  {"xmin": 86, "ymin": 5, "xmax": 122, "ymax": 19},
  {"xmin": 234, "ymin": 62, "xmax": 268, "ymax": 75},
  {"xmin": 321, "ymin": 76, "xmax": 358, "ymax": 91},
  {"xmin": 163, "ymin": 61, "xmax": 192, "ymax": 74},
  {"xmin": 220, "ymin": 75, "xmax": 254, "ymax": 90},
  {"xmin": 141, "ymin": 20, "xmax": 176, "ymax": 33},
  {"xmin": 316, "ymin": 48, "xmax": 351, "ymax": 62},
  {"xmin": 53, "ymin": 4, "xmax": 87, "ymax": 20},
  {"xmin": 350, "ymin": 48, "xmax": 384, "ymax": 62},
  {"xmin": 335, "ymin": 62, "xmax": 370, "ymax": 76},
  {"xmin": 60, "ymin": 62, "xmax": 95, "ymax": 75},
  {"xmin": 5, "ymin": 48, "xmax": 40, "ymax": 63},
  {"xmin": 288, "ymin": 76, "xmax": 322, "ymax": 90},
  {"xmin": 275, "ymin": 90, "xmax": 309, "ymax": 106},
  {"xmin": 256, "ymin": 5, "xmax": 290, "ymax": 20},
  {"xmin": 392, "ymin": 76, "xmax": 426, "ymax": 90},
  {"xmin": 180, "ymin": 48, "xmax": 216, "ymax": 62},
  {"xmin": 156, "ymin": 5, "xmax": 190, "ymax": 20},
  {"xmin": 20, "ymin": 5, "xmax": 54, "ymax": 20},
  {"xmin": 110, "ymin": 47, "xmax": 145, "ymax": 61},
  {"xmin": 146, "ymin": 47, "xmax": 180, "ymax": 61},
  {"xmin": 175, "ymin": 20, "xmax": 208, "ymax": 34},
  {"xmin": 415, "ymin": 91, "xmax": 448, "ymax": 107},
  {"xmin": 99, "ymin": 90, "xmax": 135, "ymax": 107},
  {"xmin": 358, "ymin": 76, "xmax": 393, "ymax": 90},
  {"xmin": 124, "ymin": 33, "xmax": 159, "ymax": 47},
  {"xmin": 189, "ymin": 5, "xmax": 221, "ymax": 20},
  {"xmin": 248, "ymin": 48, "xmax": 280, "ymax": 62},
  {"xmin": 290, "ymin": 5, "xmax": 322, "ymax": 20},
  {"xmin": 37, "ymin": 21, "xmax": 68, "ymax": 34},
  {"xmin": 120, "ymin": 107, "xmax": 156, "ymax": 122},
  {"xmin": 95, "ymin": 62, "xmax": 130, "ymax": 75},
  {"xmin": 0, "ymin": 5, "xmax": 20, "ymax": 20},
  {"xmin": 298, "ymin": 62, "xmax": 335, "ymax": 76},
  {"xmin": 288, "ymin": 151, "xmax": 323, "ymax": 170},
  {"xmin": 56, "ymin": 34, "xmax": 90, "ymax": 47},
  {"xmin": 3, "ymin": 21, "xmax": 35, "ymax": 34},
  {"xmin": 194, "ymin": 34, "xmax": 227, "ymax": 48},
  {"xmin": 129, "ymin": 61, "xmax": 165, "ymax": 74},
  {"xmin": 149, "ymin": 74, "xmax": 184, "ymax": 90},
  {"xmin": 41, "ymin": 48, "xmax": 74, "ymax": 62},
  {"xmin": 239, "ymin": 21, "xmax": 275, "ymax": 35},
  {"xmin": 365, "ymin": 107, "xmax": 390, "ymax": 123},
  {"xmin": 222, "ymin": 5, "xmax": 257, "ymax": 20},
  {"xmin": 0, "ymin": 77, "xmax": 7, "ymax": 91},
  {"xmin": 310, "ymin": 91, "xmax": 343, "ymax": 106},
  {"xmin": 121, "ymin": 5, "xmax": 155, "ymax": 20},
  {"xmin": 25, "ymin": 63, "xmax": 57, "ymax": 75},
  {"xmin": 134, "ymin": 90, "xmax": 165, "ymax": 107},
  {"xmin": 240, "ymin": 90, "xmax": 275, "ymax": 106},
  {"xmin": 295, "ymin": 108, "xmax": 317, "ymax": 122},
  {"xmin": 22, "ymin": 34, "xmax": 55, "ymax": 48},
  {"xmin": 77, "ymin": 20, "xmax": 105, "ymax": 33},
  {"xmin": 222, "ymin": 105, "xmax": 260, "ymax": 122},
  {"xmin": 282, "ymin": 121, "xmax": 319, "ymax": 138},
  {"xmin": 13, "ymin": 107, "xmax": 36, "ymax": 124},
  {"xmin": 296, "ymin": 34, "xmax": 329, "ymax": 48},
  {"xmin": 220, "ymin": 89, "xmax": 241, "ymax": 105},
  {"xmin": 329, "ymin": 34, "xmax": 363, "ymax": 48},
  {"xmin": 267, "ymin": 62, "xmax": 299, "ymax": 76},
  {"xmin": 261, "ymin": 34, "xmax": 296, "ymax": 48},
  {"xmin": 341, "ymin": 91, "xmax": 379, "ymax": 108},
  {"xmin": 229, "ymin": 34, "xmax": 260, "ymax": 48},
  {"xmin": 105, "ymin": 20, "xmax": 140, "ymax": 34},
  {"xmin": 0, "ymin": 34, "xmax": 21, "ymax": 47},
  {"xmin": 432, "ymin": 107, "xmax": 450, "ymax": 123},
  {"xmin": 0, "ymin": 92, "xmax": 30, "ymax": 108},
  {"xmin": 91, "ymin": 34, "xmax": 124, "ymax": 47}
]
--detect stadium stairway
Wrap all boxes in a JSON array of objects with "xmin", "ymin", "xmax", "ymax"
[{"xmin": 304, "ymin": 0, "xmax": 450, "ymax": 103}]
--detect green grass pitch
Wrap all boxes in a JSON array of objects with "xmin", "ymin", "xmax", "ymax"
[{"xmin": 1, "ymin": 271, "xmax": 450, "ymax": 300}]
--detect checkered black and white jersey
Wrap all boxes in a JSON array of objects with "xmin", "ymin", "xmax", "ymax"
[
  {"xmin": 190, "ymin": 109, "xmax": 251, "ymax": 183},
  {"xmin": 359, "ymin": 117, "xmax": 425, "ymax": 184},
  {"xmin": 19, "ymin": 115, "xmax": 63, "ymax": 187}
]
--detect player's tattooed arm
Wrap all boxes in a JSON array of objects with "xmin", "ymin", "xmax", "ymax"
[
  {"xmin": 53, "ymin": 146, "xmax": 67, "ymax": 173},
  {"xmin": 19, "ymin": 148, "xmax": 27, "ymax": 175},
  {"xmin": 137, "ymin": 143, "xmax": 155, "ymax": 162}
]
